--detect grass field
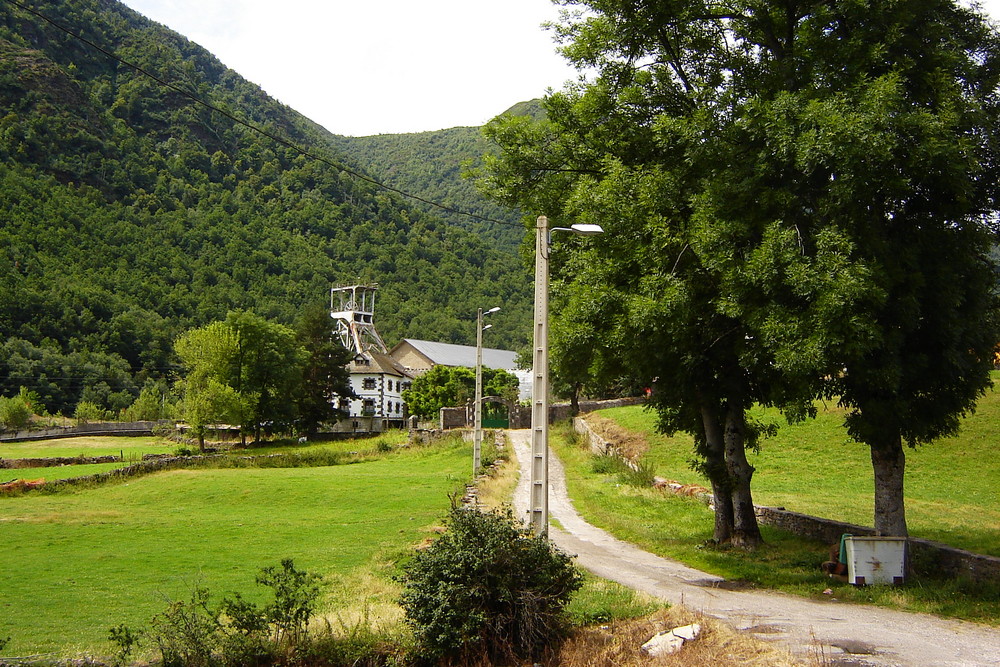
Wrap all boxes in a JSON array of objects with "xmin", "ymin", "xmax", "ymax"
[
  {"xmin": 0, "ymin": 435, "xmax": 469, "ymax": 658},
  {"xmin": 593, "ymin": 372, "xmax": 1000, "ymax": 557},
  {"xmin": 0, "ymin": 435, "xmax": 173, "ymax": 462}
]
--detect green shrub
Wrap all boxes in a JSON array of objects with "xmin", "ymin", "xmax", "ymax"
[
  {"xmin": 75, "ymin": 400, "xmax": 111, "ymax": 424},
  {"xmin": 0, "ymin": 395, "xmax": 32, "ymax": 431},
  {"xmin": 107, "ymin": 623, "xmax": 140, "ymax": 667},
  {"xmin": 398, "ymin": 503, "xmax": 583, "ymax": 662},
  {"xmin": 146, "ymin": 560, "xmax": 323, "ymax": 667}
]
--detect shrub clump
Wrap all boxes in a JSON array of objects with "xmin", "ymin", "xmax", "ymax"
[{"xmin": 398, "ymin": 503, "xmax": 583, "ymax": 663}]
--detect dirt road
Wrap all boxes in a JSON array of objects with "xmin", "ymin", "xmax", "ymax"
[{"xmin": 507, "ymin": 429, "xmax": 1000, "ymax": 666}]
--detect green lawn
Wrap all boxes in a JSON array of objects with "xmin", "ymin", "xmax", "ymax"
[
  {"xmin": 0, "ymin": 438, "xmax": 468, "ymax": 658},
  {"xmin": 595, "ymin": 373, "xmax": 1000, "ymax": 557},
  {"xmin": 552, "ymin": 422, "xmax": 1000, "ymax": 623},
  {"xmin": 0, "ymin": 435, "xmax": 173, "ymax": 462}
]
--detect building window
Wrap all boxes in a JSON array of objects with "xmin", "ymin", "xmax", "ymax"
[
  {"xmin": 362, "ymin": 399, "xmax": 375, "ymax": 416},
  {"xmin": 362, "ymin": 378, "xmax": 376, "ymax": 391}
]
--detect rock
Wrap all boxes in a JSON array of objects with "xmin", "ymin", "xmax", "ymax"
[{"xmin": 641, "ymin": 623, "xmax": 702, "ymax": 657}]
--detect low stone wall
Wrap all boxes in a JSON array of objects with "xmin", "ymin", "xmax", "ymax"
[
  {"xmin": 755, "ymin": 505, "xmax": 1000, "ymax": 582},
  {"xmin": 0, "ymin": 421, "xmax": 165, "ymax": 442},
  {"xmin": 573, "ymin": 416, "xmax": 1000, "ymax": 585},
  {"xmin": 0, "ymin": 455, "xmax": 119, "ymax": 469}
]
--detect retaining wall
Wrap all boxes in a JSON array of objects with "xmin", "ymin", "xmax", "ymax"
[{"xmin": 0, "ymin": 421, "xmax": 165, "ymax": 442}]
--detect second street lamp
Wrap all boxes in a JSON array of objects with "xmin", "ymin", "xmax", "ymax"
[
  {"xmin": 474, "ymin": 305, "xmax": 500, "ymax": 477},
  {"xmin": 529, "ymin": 215, "xmax": 603, "ymax": 536}
]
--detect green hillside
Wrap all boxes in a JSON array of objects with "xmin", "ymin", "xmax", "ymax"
[
  {"xmin": 330, "ymin": 101, "xmax": 544, "ymax": 250},
  {"xmin": 0, "ymin": 0, "xmax": 531, "ymax": 415}
]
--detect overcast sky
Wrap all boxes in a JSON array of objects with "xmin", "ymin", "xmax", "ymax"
[
  {"xmin": 120, "ymin": 1, "xmax": 1000, "ymax": 138},
  {"xmin": 120, "ymin": 0, "xmax": 584, "ymax": 137}
]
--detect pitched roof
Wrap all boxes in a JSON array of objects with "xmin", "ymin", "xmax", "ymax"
[
  {"xmin": 394, "ymin": 338, "xmax": 519, "ymax": 370},
  {"xmin": 349, "ymin": 349, "xmax": 412, "ymax": 378}
]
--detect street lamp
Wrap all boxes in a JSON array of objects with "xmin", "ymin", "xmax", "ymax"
[
  {"xmin": 529, "ymin": 215, "xmax": 603, "ymax": 536},
  {"xmin": 474, "ymin": 305, "xmax": 501, "ymax": 477}
]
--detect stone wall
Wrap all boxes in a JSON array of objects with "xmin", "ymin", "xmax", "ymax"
[
  {"xmin": 0, "ymin": 455, "xmax": 119, "ymax": 469},
  {"xmin": 573, "ymin": 416, "xmax": 1000, "ymax": 585},
  {"xmin": 0, "ymin": 421, "xmax": 165, "ymax": 442}
]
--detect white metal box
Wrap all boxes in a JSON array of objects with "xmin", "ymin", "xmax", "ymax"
[{"xmin": 845, "ymin": 536, "xmax": 907, "ymax": 586}]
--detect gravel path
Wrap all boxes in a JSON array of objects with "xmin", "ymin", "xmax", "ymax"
[{"xmin": 507, "ymin": 429, "xmax": 1000, "ymax": 666}]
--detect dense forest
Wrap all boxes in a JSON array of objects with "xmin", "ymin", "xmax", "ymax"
[
  {"xmin": 0, "ymin": 0, "xmax": 532, "ymax": 415},
  {"xmin": 330, "ymin": 100, "xmax": 544, "ymax": 250}
]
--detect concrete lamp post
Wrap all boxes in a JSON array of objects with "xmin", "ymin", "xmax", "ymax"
[
  {"xmin": 529, "ymin": 215, "xmax": 603, "ymax": 536},
  {"xmin": 473, "ymin": 305, "xmax": 501, "ymax": 477}
]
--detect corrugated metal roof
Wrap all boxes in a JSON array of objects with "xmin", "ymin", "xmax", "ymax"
[{"xmin": 400, "ymin": 338, "xmax": 519, "ymax": 370}]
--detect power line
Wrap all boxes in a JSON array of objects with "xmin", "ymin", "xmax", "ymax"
[{"xmin": 4, "ymin": 0, "xmax": 522, "ymax": 229}]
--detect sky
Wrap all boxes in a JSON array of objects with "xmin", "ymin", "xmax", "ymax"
[{"xmin": 120, "ymin": 0, "xmax": 585, "ymax": 137}]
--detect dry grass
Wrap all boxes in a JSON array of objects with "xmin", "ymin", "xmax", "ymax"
[
  {"xmin": 475, "ymin": 432, "xmax": 521, "ymax": 510},
  {"xmin": 550, "ymin": 606, "xmax": 808, "ymax": 667},
  {"xmin": 584, "ymin": 414, "xmax": 650, "ymax": 462}
]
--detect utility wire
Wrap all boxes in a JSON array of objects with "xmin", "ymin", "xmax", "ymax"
[{"xmin": 5, "ymin": 0, "xmax": 522, "ymax": 229}]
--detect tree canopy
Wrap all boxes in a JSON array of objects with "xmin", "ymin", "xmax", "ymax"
[
  {"xmin": 402, "ymin": 365, "xmax": 519, "ymax": 420},
  {"xmin": 174, "ymin": 310, "xmax": 352, "ymax": 447},
  {"xmin": 477, "ymin": 0, "xmax": 1000, "ymax": 542}
]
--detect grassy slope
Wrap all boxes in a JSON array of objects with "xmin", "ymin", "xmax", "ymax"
[
  {"xmin": 0, "ymin": 439, "xmax": 468, "ymax": 657},
  {"xmin": 597, "ymin": 372, "xmax": 1000, "ymax": 557}
]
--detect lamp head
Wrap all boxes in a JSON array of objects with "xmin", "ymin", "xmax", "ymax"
[{"xmin": 570, "ymin": 223, "xmax": 604, "ymax": 236}]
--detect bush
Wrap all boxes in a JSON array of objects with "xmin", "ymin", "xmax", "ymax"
[
  {"xmin": 0, "ymin": 395, "xmax": 32, "ymax": 431},
  {"xmin": 398, "ymin": 503, "xmax": 583, "ymax": 662},
  {"xmin": 75, "ymin": 400, "xmax": 111, "ymax": 424},
  {"xmin": 146, "ymin": 560, "xmax": 323, "ymax": 667}
]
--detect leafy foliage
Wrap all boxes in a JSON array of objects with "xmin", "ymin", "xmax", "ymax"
[
  {"xmin": 0, "ymin": 386, "xmax": 38, "ymax": 430},
  {"xmin": 147, "ymin": 559, "xmax": 323, "ymax": 667},
  {"xmin": 398, "ymin": 504, "xmax": 583, "ymax": 662},
  {"xmin": 401, "ymin": 364, "xmax": 519, "ymax": 420},
  {"xmin": 477, "ymin": 0, "xmax": 1000, "ymax": 542},
  {"xmin": 0, "ymin": 0, "xmax": 531, "ymax": 417}
]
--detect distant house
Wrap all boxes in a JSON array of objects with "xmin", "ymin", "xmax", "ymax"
[
  {"xmin": 341, "ymin": 349, "xmax": 411, "ymax": 428},
  {"xmin": 389, "ymin": 338, "xmax": 530, "ymax": 400}
]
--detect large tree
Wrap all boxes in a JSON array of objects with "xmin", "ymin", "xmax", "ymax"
[
  {"xmin": 478, "ymin": 0, "xmax": 1000, "ymax": 543},
  {"xmin": 175, "ymin": 310, "xmax": 306, "ymax": 446}
]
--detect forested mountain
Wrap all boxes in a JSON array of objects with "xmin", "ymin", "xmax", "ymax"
[
  {"xmin": 329, "ymin": 100, "xmax": 544, "ymax": 250},
  {"xmin": 0, "ymin": 0, "xmax": 531, "ymax": 415}
]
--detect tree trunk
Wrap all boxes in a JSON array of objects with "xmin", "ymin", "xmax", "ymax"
[
  {"xmin": 700, "ymin": 405, "xmax": 733, "ymax": 544},
  {"xmin": 724, "ymin": 405, "xmax": 763, "ymax": 549},
  {"xmin": 871, "ymin": 436, "xmax": 908, "ymax": 536}
]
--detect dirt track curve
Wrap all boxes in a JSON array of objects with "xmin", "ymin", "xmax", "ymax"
[{"xmin": 506, "ymin": 429, "xmax": 1000, "ymax": 667}]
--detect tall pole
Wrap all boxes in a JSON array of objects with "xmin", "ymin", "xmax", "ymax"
[
  {"xmin": 474, "ymin": 307, "xmax": 484, "ymax": 476},
  {"xmin": 527, "ymin": 217, "xmax": 603, "ymax": 537},
  {"xmin": 529, "ymin": 215, "xmax": 550, "ymax": 536}
]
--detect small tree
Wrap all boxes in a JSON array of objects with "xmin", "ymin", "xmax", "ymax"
[
  {"xmin": 403, "ymin": 365, "xmax": 519, "ymax": 420},
  {"xmin": 398, "ymin": 504, "xmax": 582, "ymax": 662},
  {"xmin": 0, "ymin": 389, "xmax": 33, "ymax": 431}
]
